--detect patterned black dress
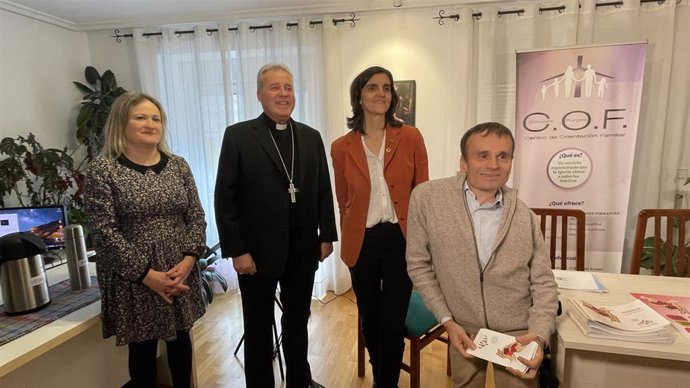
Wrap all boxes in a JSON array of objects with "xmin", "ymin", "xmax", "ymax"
[{"xmin": 85, "ymin": 153, "xmax": 206, "ymax": 345}]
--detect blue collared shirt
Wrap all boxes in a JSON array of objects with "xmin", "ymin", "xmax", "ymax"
[{"xmin": 464, "ymin": 182, "xmax": 504, "ymax": 270}]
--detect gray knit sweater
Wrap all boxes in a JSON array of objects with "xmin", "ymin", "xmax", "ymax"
[{"xmin": 406, "ymin": 172, "xmax": 558, "ymax": 342}]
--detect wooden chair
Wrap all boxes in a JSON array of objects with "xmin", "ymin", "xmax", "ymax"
[
  {"xmin": 531, "ymin": 208, "xmax": 586, "ymax": 271},
  {"xmin": 356, "ymin": 291, "xmax": 450, "ymax": 388},
  {"xmin": 629, "ymin": 209, "xmax": 690, "ymax": 277}
]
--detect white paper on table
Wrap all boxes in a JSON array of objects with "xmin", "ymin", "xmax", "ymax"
[
  {"xmin": 466, "ymin": 329, "xmax": 538, "ymax": 373},
  {"xmin": 568, "ymin": 298, "xmax": 672, "ymax": 332},
  {"xmin": 552, "ymin": 269, "xmax": 607, "ymax": 292}
]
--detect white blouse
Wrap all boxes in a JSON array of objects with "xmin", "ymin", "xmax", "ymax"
[{"xmin": 362, "ymin": 132, "xmax": 398, "ymax": 228}]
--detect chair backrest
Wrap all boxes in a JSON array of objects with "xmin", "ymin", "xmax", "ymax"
[
  {"xmin": 405, "ymin": 290, "xmax": 438, "ymax": 337},
  {"xmin": 531, "ymin": 208, "xmax": 586, "ymax": 271},
  {"xmin": 630, "ymin": 209, "xmax": 690, "ymax": 277}
]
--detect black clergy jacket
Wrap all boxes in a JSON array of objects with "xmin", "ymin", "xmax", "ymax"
[{"xmin": 214, "ymin": 113, "xmax": 338, "ymax": 278}]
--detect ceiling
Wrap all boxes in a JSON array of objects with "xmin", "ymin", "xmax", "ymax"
[{"xmin": 1, "ymin": 0, "xmax": 501, "ymax": 31}]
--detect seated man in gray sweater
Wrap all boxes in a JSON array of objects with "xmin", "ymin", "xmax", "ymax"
[{"xmin": 406, "ymin": 122, "xmax": 558, "ymax": 388}]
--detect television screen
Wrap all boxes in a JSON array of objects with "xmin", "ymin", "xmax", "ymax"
[{"xmin": 0, "ymin": 205, "xmax": 68, "ymax": 250}]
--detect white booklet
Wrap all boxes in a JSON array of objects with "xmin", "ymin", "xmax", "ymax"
[
  {"xmin": 567, "ymin": 298, "xmax": 675, "ymax": 344},
  {"xmin": 466, "ymin": 328, "xmax": 538, "ymax": 373},
  {"xmin": 552, "ymin": 269, "xmax": 607, "ymax": 292}
]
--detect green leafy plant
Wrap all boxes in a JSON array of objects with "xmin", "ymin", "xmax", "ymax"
[
  {"xmin": 198, "ymin": 243, "xmax": 229, "ymax": 305},
  {"xmin": 0, "ymin": 67, "xmax": 125, "ymax": 237},
  {"xmin": 74, "ymin": 66, "xmax": 127, "ymax": 160},
  {"xmin": 0, "ymin": 133, "xmax": 85, "ymax": 210},
  {"xmin": 640, "ymin": 236, "xmax": 690, "ymax": 276}
]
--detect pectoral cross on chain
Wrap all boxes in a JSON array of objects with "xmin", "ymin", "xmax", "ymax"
[{"xmin": 288, "ymin": 182, "xmax": 299, "ymax": 203}]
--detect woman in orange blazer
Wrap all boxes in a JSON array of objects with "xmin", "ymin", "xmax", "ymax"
[{"xmin": 331, "ymin": 66, "xmax": 428, "ymax": 388}]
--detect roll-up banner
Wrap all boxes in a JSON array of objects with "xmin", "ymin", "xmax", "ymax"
[{"xmin": 514, "ymin": 42, "xmax": 647, "ymax": 273}]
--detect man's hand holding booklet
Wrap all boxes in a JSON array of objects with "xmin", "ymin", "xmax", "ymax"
[{"xmin": 466, "ymin": 328, "xmax": 539, "ymax": 373}]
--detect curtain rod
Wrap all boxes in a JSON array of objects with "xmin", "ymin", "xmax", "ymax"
[
  {"xmin": 112, "ymin": 0, "xmax": 673, "ymax": 41},
  {"xmin": 433, "ymin": 0, "xmax": 671, "ymax": 24},
  {"xmin": 112, "ymin": 12, "xmax": 359, "ymax": 43},
  {"xmin": 433, "ymin": 6, "xmax": 565, "ymax": 24}
]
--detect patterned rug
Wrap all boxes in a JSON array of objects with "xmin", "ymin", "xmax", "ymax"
[{"xmin": 0, "ymin": 276, "xmax": 100, "ymax": 347}]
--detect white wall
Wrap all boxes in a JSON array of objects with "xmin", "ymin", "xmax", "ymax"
[
  {"xmin": 0, "ymin": 9, "xmax": 91, "ymax": 149},
  {"xmin": 86, "ymin": 29, "xmax": 141, "ymax": 92},
  {"xmin": 330, "ymin": 9, "xmax": 464, "ymax": 180}
]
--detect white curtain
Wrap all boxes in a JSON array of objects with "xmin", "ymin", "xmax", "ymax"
[
  {"xmin": 433, "ymin": 0, "xmax": 689, "ymax": 271},
  {"xmin": 132, "ymin": 18, "xmax": 351, "ymax": 294},
  {"xmin": 437, "ymin": 7, "xmax": 477, "ymax": 176},
  {"xmin": 129, "ymin": 0, "xmax": 689, "ymax": 292},
  {"xmin": 579, "ymin": 0, "xmax": 690, "ymax": 269},
  {"xmin": 313, "ymin": 1, "xmax": 687, "ymax": 229},
  {"xmin": 320, "ymin": 17, "xmax": 354, "ymax": 296}
]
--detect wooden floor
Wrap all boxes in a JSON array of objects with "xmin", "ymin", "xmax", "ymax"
[{"xmin": 192, "ymin": 289, "xmax": 453, "ymax": 388}]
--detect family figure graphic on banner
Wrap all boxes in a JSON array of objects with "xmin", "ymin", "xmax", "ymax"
[
  {"xmin": 85, "ymin": 62, "xmax": 557, "ymax": 388},
  {"xmin": 541, "ymin": 64, "xmax": 610, "ymax": 99}
]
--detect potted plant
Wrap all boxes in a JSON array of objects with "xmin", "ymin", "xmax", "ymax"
[
  {"xmin": 0, "ymin": 133, "xmax": 85, "ymax": 215},
  {"xmin": 73, "ymin": 66, "xmax": 127, "ymax": 161},
  {"xmin": 639, "ymin": 236, "xmax": 690, "ymax": 276},
  {"xmin": 198, "ymin": 243, "xmax": 228, "ymax": 305},
  {"xmin": 0, "ymin": 67, "xmax": 125, "ymax": 239}
]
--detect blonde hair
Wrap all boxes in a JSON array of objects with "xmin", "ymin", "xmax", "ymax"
[{"xmin": 100, "ymin": 91, "xmax": 172, "ymax": 159}]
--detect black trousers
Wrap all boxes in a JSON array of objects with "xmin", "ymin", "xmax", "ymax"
[
  {"xmin": 124, "ymin": 330, "xmax": 192, "ymax": 388},
  {"xmin": 238, "ymin": 229, "xmax": 318, "ymax": 388},
  {"xmin": 350, "ymin": 222, "xmax": 412, "ymax": 388}
]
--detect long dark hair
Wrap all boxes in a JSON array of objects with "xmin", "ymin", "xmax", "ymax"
[{"xmin": 347, "ymin": 66, "xmax": 402, "ymax": 133}]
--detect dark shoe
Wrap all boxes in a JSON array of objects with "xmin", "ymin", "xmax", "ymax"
[{"xmin": 308, "ymin": 380, "xmax": 325, "ymax": 388}]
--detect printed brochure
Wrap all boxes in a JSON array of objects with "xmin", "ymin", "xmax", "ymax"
[
  {"xmin": 466, "ymin": 328, "xmax": 538, "ymax": 373},
  {"xmin": 631, "ymin": 293, "xmax": 690, "ymax": 341},
  {"xmin": 566, "ymin": 298, "xmax": 674, "ymax": 343}
]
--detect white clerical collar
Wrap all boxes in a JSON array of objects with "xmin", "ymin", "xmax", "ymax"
[{"xmin": 276, "ymin": 122, "xmax": 288, "ymax": 130}]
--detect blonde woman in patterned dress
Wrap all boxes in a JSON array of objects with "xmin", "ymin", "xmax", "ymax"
[{"xmin": 86, "ymin": 91, "xmax": 206, "ymax": 388}]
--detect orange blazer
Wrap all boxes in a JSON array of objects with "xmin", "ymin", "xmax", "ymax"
[{"xmin": 330, "ymin": 125, "xmax": 429, "ymax": 267}]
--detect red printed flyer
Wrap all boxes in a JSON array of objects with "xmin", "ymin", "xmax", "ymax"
[{"xmin": 631, "ymin": 293, "xmax": 690, "ymax": 341}]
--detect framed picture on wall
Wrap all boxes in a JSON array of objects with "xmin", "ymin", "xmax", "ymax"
[{"xmin": 394, "ymin": 80, "xmax": 416, "ymax": 126}]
